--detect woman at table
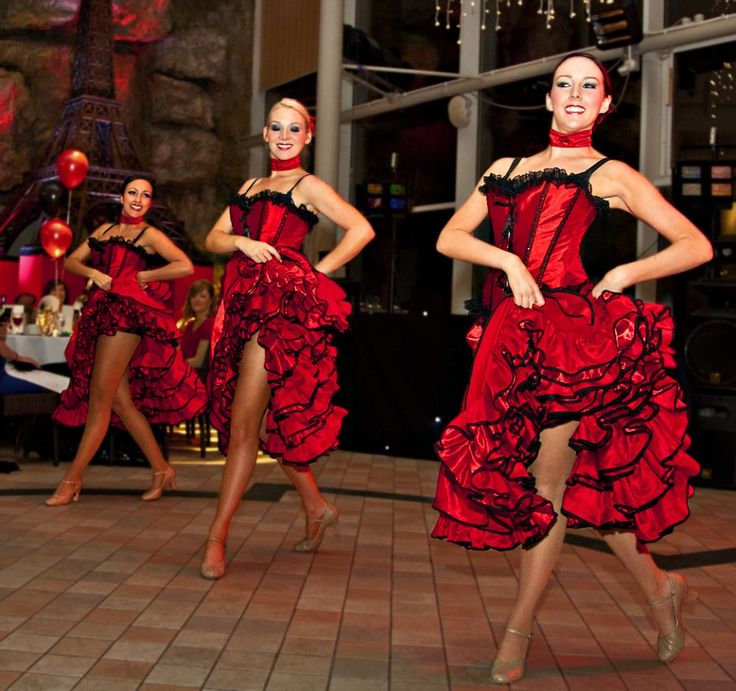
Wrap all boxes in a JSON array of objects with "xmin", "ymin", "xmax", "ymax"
[
  {"xmin": 41, "ymin": 279, "xmax": 68, "ymax": 312},
  {"xmin": 47, "ymin": 175, "xmax": 208, "ymax": 506},
  {"xmin": 0, "ymin": 316, "xmax": 42, "ymax": 394},
  {"xmin": 432, "ymin": 53, "xmax": 711, "ymax": 683}
]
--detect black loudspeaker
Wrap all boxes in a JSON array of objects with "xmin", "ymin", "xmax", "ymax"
[
  {"xmin": 683, "ymin": 279, "xmax": 736, "ymax": 486},
  {"xmin": 689, "ymin": 393, "xmax": 736, "ymax": 488}
]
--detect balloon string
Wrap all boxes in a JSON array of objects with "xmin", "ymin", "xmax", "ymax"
[{"xmin": 66, "ymin": 190, "xmax": 72, "ymax": 225}]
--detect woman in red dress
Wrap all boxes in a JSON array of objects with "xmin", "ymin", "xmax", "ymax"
[
  {"xmin": 432, "ymin": 53, "xmax": 712, "ymax": 683},
  {"xmin": 48, "ymin": 176, "xmax": 208, "ymax": 506},
  {"xmin": 179, "ymin": 279, "xmax": 216, "ymax": 370},
  {"xmin": 201, "ymin": 98, "xmax": 374, "ymax": 579}
]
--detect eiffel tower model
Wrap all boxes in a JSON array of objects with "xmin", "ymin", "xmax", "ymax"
[{"xmin": 0, "ymin": 0, "xmax": 207, "ymax": 261}]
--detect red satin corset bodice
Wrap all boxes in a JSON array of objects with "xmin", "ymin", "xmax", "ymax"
[
  {"xmin": 87, "ymin": 236, "xmax": 170, "ymax": 309},
  {"xmin": 89, "ymin": 235, "xmax": 150, "ymax": 278},
  {"xmin": 480, "ymin": 164, "xmax": 609, "ymax": 310},
  {"xmin": 229, "ymin": 190, "xmax": 319, "ymax": 251}
]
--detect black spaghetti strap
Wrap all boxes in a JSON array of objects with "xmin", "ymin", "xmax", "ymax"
[
  {"xmin": 504, "ymin": 158, "xmax": 523, "ymax": 179},
  {"xmin": 132, "ymin": 226, "xmax": 149, "ymax": 244},
  {"xmin": 579, "ymin": 157, "xmax": 610, "ymax": 182},
  {"xmin": 243, "ymin": 178, "xmax": 260, "ymax": 195},
  {"xmin": 287, "ymin": 174, "xmax": 312, "ymax": 195},
  {"xmin": 101, "ymin": 223, "xmax": 116, "ymax": 235}
]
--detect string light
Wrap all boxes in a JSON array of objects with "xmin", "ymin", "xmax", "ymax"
[{"xmin": 435, "ymin": 0, "xmax": 621, "ymax": 35}]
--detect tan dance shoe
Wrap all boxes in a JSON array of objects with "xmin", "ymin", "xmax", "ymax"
[
  {"xmin": 46, "ymin": 479, "xmax": 82, "ymax": 506},
  {"xmin": 293, "ymin": 502, "xmax": 339, "ymax": 553},
  {"xmin": 141, "ymin": 464, "xmax": 177, "ymax": 501},
  {"xmin": 490, "ymin": 627, "xmax": 532, "ymax": 685},
  {"xmin": 200, "ymin": 536, "xmax": 226, "ymax": 580},
  {"xmin": 648, "ymin": 572, "xmax": 690, "ymax": 663}
]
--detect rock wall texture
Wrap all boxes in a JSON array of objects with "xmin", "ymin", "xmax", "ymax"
[{"xmin": 0, "ymin": 0, "xmax": 255, "ymax": 251}]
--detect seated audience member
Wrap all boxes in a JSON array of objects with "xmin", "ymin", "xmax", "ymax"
[
  {"xmin": 0, "ymin": 313, "xmax": 43, "ymax": 394},
  {"xmin": 180, "ymin": 279, "xmax": 216, "ymax": 371}
]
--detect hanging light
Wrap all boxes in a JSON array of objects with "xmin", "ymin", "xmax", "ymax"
[{"xmin": 434, "ymin": 0, "xmax": 619, "ymax": 35}]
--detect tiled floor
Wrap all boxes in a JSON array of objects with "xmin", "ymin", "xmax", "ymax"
[{"xmin": 0, "ymin": 436, "xmax": 735, "ymax": 690}]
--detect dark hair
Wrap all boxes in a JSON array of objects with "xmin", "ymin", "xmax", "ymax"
[
  {"xmin": 119, "ymin": 175, "xmax": 157, "ymax": 197},
  {"xmin": 550, "ymin": 51, "xmax": 614, "ymax": 127},
  {"xmin": 43, "ymin": 278, "xmax": 68, "ymax": 304}
]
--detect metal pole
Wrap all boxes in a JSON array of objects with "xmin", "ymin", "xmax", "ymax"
[{"xmin": 311, "ymin": 0, "xmax": 345, "ymax": 257}]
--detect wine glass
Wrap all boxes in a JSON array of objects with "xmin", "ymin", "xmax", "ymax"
[{"xmin": 10, "ymin": 305, "xmax": 24, "ymax": 334}]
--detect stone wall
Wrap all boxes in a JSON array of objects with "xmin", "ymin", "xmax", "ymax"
[{"xmin": 0, "ymin": 0, "xmax": 255, "ymax": 251}]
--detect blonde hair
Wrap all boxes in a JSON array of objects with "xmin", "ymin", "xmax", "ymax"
[{"xmin": 267, "ymin": 98, "xmax": 311, "ymax": 131}]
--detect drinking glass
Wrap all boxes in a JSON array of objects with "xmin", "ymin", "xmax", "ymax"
[{"xmin": 10, "ymin": 305, "xmax": 24, "ymax": 334}]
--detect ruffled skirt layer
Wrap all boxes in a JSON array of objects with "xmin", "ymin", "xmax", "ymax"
[
  {"xmin": 208, "ymin": 248, "xmax": 350, "ymax": 464},
  {"xmin": 432, "ymin": 285, "xmax": 698, "ymax": 550},
  {"xmin": 53, "ymin": 287, "xmax": 207, "ymax": 427}
]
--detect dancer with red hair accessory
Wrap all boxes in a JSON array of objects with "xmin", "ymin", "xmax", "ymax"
[
  {"xmin": 432, "ymin": 53, "xmax": 712, "ymax": 683},
  {"xmin": 201, "ymin": 98, "xmax": 374, "ymax": 578}
]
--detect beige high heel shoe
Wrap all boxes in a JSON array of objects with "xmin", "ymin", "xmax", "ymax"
[
  {"xmin": 648, "ymin": 572, "xmax": 690, "ymax": 663},
  {"xmin": 490, "ymin": 627, "xmax": 532, "ymax": 685},
  {"xmin": 293, "ymin": 502, "xmax": 339, "ymax": 553},
  {"xmin": 200, "ymin": 537, "xmax": 226, "ymax": 580},
  {"xmin": 141, "ymin": 465, "xmax": 176, "ymax": 501},
  {"xmin": 46, "ymin": 479, "xmax": 82, "ymax": 506}
]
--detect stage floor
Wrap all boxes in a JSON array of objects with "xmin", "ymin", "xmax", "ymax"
[{"xmin": 0, "ymin": 438, "xmax": 735, "ymax": 690}]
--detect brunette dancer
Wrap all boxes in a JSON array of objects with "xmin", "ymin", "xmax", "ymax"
[{"xmin": 48, "ymin": 176, "xmax": 208, "ymax": 505}]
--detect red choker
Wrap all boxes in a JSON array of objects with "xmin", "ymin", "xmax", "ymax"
[
  {"xmin": 271, "ymin": 156, "xmax": 301, "ymax": 171},
  {"xmin": 549, "ymin": 129, "xmax": 593, "ymax": 148},
  {"xmin": 120, "ymin": 214, "xmax": 145, "ymax": 225}
]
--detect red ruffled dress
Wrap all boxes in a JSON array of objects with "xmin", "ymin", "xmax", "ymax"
[
  {"xmin": 432, "ymin": 159, "xmax": 699, "ymax": 550},
  {"xmin": 208, "ymin": 180, "xmax": 351, "ymax": 464},
  {"xmin": 54, "ymin": 230, "xmax": 208, "ymax": 426}
]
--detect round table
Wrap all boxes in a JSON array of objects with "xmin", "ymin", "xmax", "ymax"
[{"xmin": 4, "ymin": 334, "xmax": 70, "ymax": 366}]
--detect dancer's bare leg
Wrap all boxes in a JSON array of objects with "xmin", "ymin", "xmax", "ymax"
[
  {"xmin": 203, "ymin": 336, "xmax": 270, "ymax": 564},
  {"xmin": 601, "ymin": 530, "xmax": 674, "ymax": 635},
  {"xmin": 279, "ymin": 462, "xmax": 330, "ymax": 536},
  {"xmin": 495, "ymin": 420, "xmax": 579, "ymax": 664},
  {"xmin": 61, "ymin": 332, "xmax": 141, "ymax": 483},
  {"xmin": 111, "ymin": 372, "xmax": 169, "ymax": 474}
]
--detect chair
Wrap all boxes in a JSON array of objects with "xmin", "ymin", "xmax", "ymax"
[{"xmin": 0, "ymin": 392, "xmax": 60, "ymax": 464}]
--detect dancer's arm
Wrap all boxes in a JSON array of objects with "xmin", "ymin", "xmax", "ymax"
[
  {"xmin": 135, "ymin": 227, "xmax": 194, "ymax": 287},
  {"xmin": 64, "ymin": 226, "xmax": 113, "ymax": 290},
  {"xmin": 295, "ymin": 176, "xmax": 375, "ymax": 275},
  {"xmin": 590, "ymin": 161, "xmax": 713, "ymax": 297},
  {"xmin": 435, "ymin": 160, "xmax": 544, "ymax": 309}
]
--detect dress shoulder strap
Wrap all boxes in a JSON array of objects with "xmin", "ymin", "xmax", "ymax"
[
  {"xmin": 243, "ymin": 178, "xmax": 259, "ymax": 195},
  {"xmin": 504, "ymin": 158, "xmax": 523, "ymax": 179},
  {"xmin": 101, "ymin": 223, "xmax": 116, "ymax": 235},
  {"xmin": 579, "ymin": 157, "xmax": 610, "ymax": 182},
  {"xmin": 287, "ymin": 174, "xmax": 312, "ymax": 195},
  {"xmin": 132, "ymin": 226, "xmax": 149, "ymax": 243}
]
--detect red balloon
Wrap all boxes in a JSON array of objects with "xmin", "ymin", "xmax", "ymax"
[
  {"xmin": 40, "ymin": 218, "xmax": 73, "ymax": 259},
  {"xmin": 56, "ymin": 149, "xmax": 89, "ymax": 189}
]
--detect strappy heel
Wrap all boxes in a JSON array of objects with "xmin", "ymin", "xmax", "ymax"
[
  {"xmin": 141, "ymin": 465, "xmax": 177, "ymax": 501},
  {"xmin": 293, "ymin": 502, "xmax": 339, "ymax": 553},
  {"xmin": 46, "ymin": 479, "xmax": 82, "ymax": 506},
  {"xmin": 200, "ymin": 536, "xmax": 226, "ymax": 580},
  {"xmin": 648, "ymin": 572, "xmax": 693, "ymax": 663},
  {"xmin": 490, "ymin": 627, "xmax": 532, "ymax": 685}
]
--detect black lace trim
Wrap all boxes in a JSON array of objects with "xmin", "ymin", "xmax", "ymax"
[
  {"xmin": 479, "ymin": 168, "xmax": 610, "ymax": 215},
  {"xmin": 230, "ymin": 189, "xmax": 319, "ymax": 227},
  {"xmin": 88, "ymin": 235, "xmax": 150, "ymax": 261}
]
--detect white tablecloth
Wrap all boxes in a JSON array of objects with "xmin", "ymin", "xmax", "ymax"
[{"xmin": 5, "ymin": 335, "xmax": 70, "ymax": 365}]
